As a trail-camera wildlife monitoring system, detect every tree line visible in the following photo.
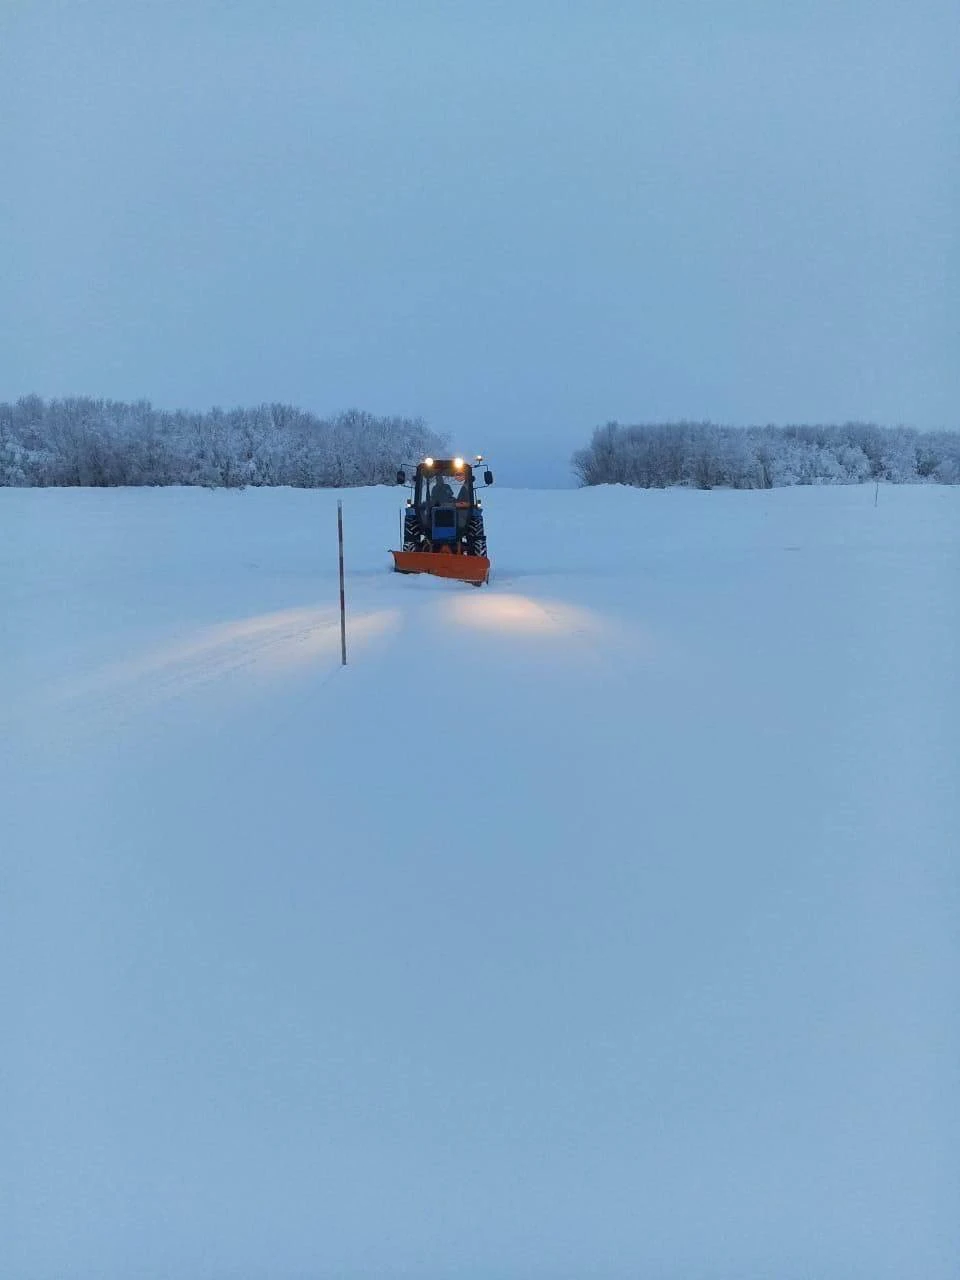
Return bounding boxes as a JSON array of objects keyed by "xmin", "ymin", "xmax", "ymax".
[
  {"xmin": 572, "ymin": 421, "xmax": 960, "ymax": 489},
  {"xmin": 3, "ymin": 398, "xmax": 957, "ymax": 490},
  {"xmin": 0, "ymin": 396, "xmax": 446, "ymax": 488}
]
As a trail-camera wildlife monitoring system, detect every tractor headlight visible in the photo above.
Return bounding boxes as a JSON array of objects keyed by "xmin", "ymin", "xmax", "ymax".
[
  {"xmin": 424, "ymin": 456, "xmax": 434, "ymax": 467},
  {"xmin": 454, "ymin": 456, "xmax": 464, "ymax": 469}
]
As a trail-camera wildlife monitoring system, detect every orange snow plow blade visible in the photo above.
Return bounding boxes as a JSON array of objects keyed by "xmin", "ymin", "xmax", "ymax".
[{"xmin": 391, "ymin": 550, "xmax": 490, "ymax": 585}]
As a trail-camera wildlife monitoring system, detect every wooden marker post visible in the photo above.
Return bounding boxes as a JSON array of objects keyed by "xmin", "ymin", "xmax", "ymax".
[{"xmin": 338, "ymin": 500, "xmax": 347, "ymax": 665}]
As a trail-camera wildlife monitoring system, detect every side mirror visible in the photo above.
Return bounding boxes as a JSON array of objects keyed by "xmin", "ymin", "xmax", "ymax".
[
  {"xmin": 396, "ymin": 469, "xmax": 406, "ymax": 485},
  {"xmin": 484, "ymin": 469, "xmax": 494, "ymax": 486}
]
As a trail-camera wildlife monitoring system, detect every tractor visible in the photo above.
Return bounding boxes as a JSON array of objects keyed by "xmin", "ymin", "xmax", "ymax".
[{"xmin": 391, "ymin": 455, "xmax": 494, "ymax": 585}]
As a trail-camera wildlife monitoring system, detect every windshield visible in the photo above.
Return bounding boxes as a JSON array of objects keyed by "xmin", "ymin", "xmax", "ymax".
[{"xmin": 426, "ymin": 472, "xmax": 471, "ymax": 503}]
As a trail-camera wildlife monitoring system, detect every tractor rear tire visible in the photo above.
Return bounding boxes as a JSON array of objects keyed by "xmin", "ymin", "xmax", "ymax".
[
  {"xmin": 403, "ymin": 508, "xmax": 426, "ymax": 552},
  {"xmin": 465, "ymin": 512, "xmax": 487, "ymax": 558}
]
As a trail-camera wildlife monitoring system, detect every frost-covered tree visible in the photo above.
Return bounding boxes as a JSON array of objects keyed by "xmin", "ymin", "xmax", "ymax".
[
  {"xmin": 571, "ymin": 421, "xmax": 959, "ymax": 490},
  {"xmin": 0, "ymin": 396, "xmax": 447, "ymax": 488}
]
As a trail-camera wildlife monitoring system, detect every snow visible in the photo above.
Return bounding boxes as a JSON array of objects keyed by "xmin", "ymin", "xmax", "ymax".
[{"xmin": 3, "ymin": 483, "xmax": 958, "ymax": 1279}]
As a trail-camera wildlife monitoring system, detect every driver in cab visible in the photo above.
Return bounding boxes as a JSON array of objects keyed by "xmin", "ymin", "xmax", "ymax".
[{"xmin": 431, "ymin": 475, "xmax": 455, "ymax": 504}]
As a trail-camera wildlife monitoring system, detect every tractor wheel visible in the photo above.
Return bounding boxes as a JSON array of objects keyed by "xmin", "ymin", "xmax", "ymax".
[
  {"xmin": 465, "ymin": 512, "xmax": 487, "ymax": 557},
  {"xmin": 403, "ymin": 509, "xmax": 425, "ymax": 552}
]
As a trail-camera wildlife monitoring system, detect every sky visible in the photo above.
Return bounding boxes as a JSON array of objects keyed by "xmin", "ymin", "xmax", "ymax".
[{"xmin": 1, "ymin": 0, "xmax": 957, "ymax": 481}]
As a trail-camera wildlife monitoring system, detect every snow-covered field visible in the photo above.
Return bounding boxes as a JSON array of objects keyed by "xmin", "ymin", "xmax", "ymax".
[{"xmin": 3, "ymin": 483, "xmax": 958, "ymax": 1279}]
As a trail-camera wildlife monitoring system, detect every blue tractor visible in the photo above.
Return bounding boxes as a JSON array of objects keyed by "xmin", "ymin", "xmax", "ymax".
[{"xmin": 392, "ymin": 455, "xmax": 494, "ymax": 585}]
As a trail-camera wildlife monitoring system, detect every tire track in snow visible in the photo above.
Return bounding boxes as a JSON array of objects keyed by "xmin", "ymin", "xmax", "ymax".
[{"xmin": 23, "ymin": 605, "xmax": 398, "ymax": 740}]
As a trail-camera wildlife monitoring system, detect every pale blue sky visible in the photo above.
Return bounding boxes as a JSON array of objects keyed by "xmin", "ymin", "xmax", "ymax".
[{"xmin": 1, "ymin": 0, "xmax": 957, "ymax": 479}]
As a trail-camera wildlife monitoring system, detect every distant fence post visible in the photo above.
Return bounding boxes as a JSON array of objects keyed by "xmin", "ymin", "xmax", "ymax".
[{"xmin": 337, "ymin": 501, "xmax": 347, "ymax": 666}]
